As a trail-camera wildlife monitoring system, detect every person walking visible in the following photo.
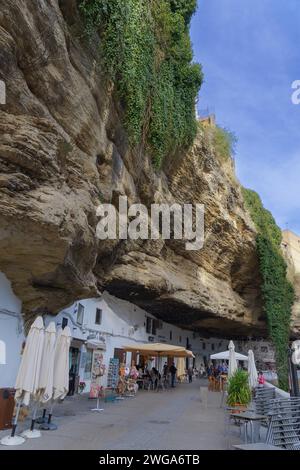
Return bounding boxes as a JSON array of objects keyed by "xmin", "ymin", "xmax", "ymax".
[
  {"xmin": 199, "ymin": 364, "xmax": 205, "ymax": 377},
  {"xmin": 258, "ymin": 370, "xmax": 266, "ymax": 387},
  {"xmin": 163, "ymin": 362, "xmax": 169, "ymax": 378},
  {"xmin": 163, "ymin": 362, "xmax": 169, "ymax": 387},
  {"xmin": 151, "ymin": 367, "xmax": 160, "ymax": 390},
  {"xmin": 188, "ymin": 366, "xmax": 193, "ymax": 383},
  {"xmin": 169, "ymin": 362, "xmax": 177, "ymax": 388}
]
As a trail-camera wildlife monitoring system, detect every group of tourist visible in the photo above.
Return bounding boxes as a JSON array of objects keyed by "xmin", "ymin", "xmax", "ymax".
[
  {"xmin": 128, "ymin": 360, "xmax": 267, "ymax": 395},
  {"xmin": 131, "ymin": 362, "xmax": 217, "ymax": 390},
  {"xmin": 135, "ymin": 362, "xmax": 178, "ymax": 389},
  {"xmin": 207, "ymin": 362, "xmax": 228, "ymax": 379}
]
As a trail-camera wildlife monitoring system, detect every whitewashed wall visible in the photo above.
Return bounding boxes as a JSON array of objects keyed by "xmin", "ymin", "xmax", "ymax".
[
  {"xmin": 0, "ymin": 272, "xmax": 24, "ymax": 388},
  {"xmin": 45, "ymin": 292, "xmax": 228, "ymax": 391},
  {"xmin": 0, "ymin": 269, "xmax": 274, "ymax": 392}
]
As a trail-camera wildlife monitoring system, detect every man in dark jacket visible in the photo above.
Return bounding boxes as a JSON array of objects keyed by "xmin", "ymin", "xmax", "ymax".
[{"xmin": 169, "ymin": 362, "xmax": 177, "ymax": 388}]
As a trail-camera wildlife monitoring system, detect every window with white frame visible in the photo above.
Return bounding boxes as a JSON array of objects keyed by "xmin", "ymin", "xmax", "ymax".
[
  {"xmin": 77, "ymin": 303, "xmax": 84, "ymax": 325},
  {"xmin": 95, "ymin": 308, "xmax": 102, "ymax": 325},
  {"xmin": 146, "ymin": 316, "xmax": 158, "ymax": 335},
  {"xmin": 146, "ymin": 316, "xmax": 152, "ymax": 334}
]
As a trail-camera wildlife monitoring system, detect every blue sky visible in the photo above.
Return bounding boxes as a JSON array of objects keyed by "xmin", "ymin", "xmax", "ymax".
[{"xmin": 191, "ymin": 0, "xmax": 300, "ymax": 235}]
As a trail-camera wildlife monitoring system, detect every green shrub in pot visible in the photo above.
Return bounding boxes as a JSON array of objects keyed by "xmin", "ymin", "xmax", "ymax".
[{"xmin": 227, "ymin": 369, "xmax": 251, "ymax": 407}]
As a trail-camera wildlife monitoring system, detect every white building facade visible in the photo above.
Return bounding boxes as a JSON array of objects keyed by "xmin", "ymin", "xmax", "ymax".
[
  {"xmin": 0, "ymin": 272, "xmax": 25, "ymax": 388},
  {"xmin": 44, "ymin": 292, "xmax": 228, "ymax": 393},
  {"xmin": 0, "ymin": 269, "xmax": 275, "ymax": 394}
]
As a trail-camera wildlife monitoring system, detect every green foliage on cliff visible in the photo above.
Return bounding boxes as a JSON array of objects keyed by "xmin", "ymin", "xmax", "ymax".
[
  {"xmin": 198, "ymin": 123, "xmax": 237, "ymax": 163},
  {"xmin": 242, "ymin": 188, "xmax": 295, "ymax": 391},
  {"xmin": 78, "ymin": 0, "xmax": 203, "ymax": 167},
  {"xmin": 212, "ymin": 126, "xmax": 237, "ymax": 161}
]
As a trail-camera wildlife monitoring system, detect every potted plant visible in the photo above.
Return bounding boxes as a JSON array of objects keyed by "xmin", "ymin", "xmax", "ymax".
[
  {"xmin": 227, "ymin": 369, "xmax": 251, "ymax": 412},
  {"xmin": 78, "ymin": 381, "xmax": 86, "ymax": 394}
]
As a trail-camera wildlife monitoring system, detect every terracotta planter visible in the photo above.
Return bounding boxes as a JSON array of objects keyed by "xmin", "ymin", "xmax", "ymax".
[{"xmin": 229, "ymin": 403, "xmax": 247, "ymax": 414}]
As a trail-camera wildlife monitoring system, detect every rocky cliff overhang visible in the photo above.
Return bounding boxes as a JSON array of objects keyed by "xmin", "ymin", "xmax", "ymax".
[{"xmin": 0, "ymin": 0, "xmax": 267, "ymax": 337}]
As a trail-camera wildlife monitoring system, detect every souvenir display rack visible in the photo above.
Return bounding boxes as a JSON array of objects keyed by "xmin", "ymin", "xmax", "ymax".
[{"xmin": 107, "ymin": 358, "xmax": 119, "ymax": 389}]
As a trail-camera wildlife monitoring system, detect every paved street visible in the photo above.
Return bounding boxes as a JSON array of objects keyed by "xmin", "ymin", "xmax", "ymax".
[{"xmin": 0, "ymin": 380, "xmax": 242, "ymax": 450}]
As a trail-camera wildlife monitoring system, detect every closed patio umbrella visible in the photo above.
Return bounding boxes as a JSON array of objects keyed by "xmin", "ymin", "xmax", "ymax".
[
  {"xmin": 53, "ymin": 326, "xmax": 71, "ymax": 400},
  {"xmin": 228, "ymin": 340, "xmax": 237, "ymax": 378},
  {"xmin": 35, "ymin": 322, "xmax": 57, "ymax": 429},
  {"xmin": 38, "ymin": 326, "xmax": 71, "ymax": 431},
  {"xmin": 40, "ymin": 326, "xmax": 71, "ymax": 431},
  {"xmin": 39, "ymin": 322, "xmax": 57, "ymax": 404},
  {"xmin": 1, "ymin": 316, "xmax": 45, "ymax": 446},
  {"xmin": 176, "ymin": 357, "xmax": 186, "ymax": 382},
  {"xmin": 248, "ymin": 349, "xmax": 258, "ymax": 389},
  {"xmin": 22, "ymin": 321, "xmax": 57, "ymax": 439},
  {"xmin": 15, "ymin": 316, "xmax": 45, "ymax": 405}
]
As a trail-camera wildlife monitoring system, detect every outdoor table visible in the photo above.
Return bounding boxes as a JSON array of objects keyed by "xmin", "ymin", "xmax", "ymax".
[
  {"xmin": 229, "ymin": 411, "xmax": 269, "ymax": 444},
  {"xmin": 233, "ymin": 443, "xmax": 284, "ymax": 451}
]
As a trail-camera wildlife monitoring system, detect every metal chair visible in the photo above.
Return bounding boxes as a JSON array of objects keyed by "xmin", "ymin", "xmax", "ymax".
[
  {"xmin": 266, "ymin": 398, "xmax": 300, "ymax": 450},
  {"xmin": 220, "ymin": 381, "xmax": 228, "ymax": 408},
  {"xmin": 234, "ymin": 397, "xmax": 300, "ymax": 450},
  {"xmin": 254, "ymin": 387, "xmax": 276, "ymax": 416}
]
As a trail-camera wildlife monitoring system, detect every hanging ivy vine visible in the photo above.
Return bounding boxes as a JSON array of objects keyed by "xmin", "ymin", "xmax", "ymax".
[
  {"xmin": 242, "ymin": 188, "xmax": 294, "ymax": 391},
  {"xmin": 78, "ymin": 0, "xmax": 203, "ymax": 168}
]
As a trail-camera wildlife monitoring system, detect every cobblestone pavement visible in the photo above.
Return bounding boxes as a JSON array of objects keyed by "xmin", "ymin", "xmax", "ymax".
[{"xmin": 0, "ymin": 380, "xmax": 242, "ymax": 450}]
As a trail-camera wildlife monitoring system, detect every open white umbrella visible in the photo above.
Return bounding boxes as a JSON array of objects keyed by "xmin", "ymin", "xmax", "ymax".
[
  {"xmin": 1, "ymin": 316, "xmax": 45, "ymax": 446},
  {"xmin": 248, "ymin": 349, "xmax": 258, "ymax": 389},
  {"xmin": 210, "ymin": 350, "xmax": 248, "ymax": 361},
  {"xmin": 228, "ymin": 340, "xmax": 237, "ymax": 378}
]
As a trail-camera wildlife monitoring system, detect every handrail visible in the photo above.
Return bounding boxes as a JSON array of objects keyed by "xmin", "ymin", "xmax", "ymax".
[{"xmin": 265, "ymin": 381, "xmax": 290, "ymax": 399}]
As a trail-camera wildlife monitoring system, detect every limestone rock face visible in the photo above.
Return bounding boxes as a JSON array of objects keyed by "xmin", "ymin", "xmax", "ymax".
[
  {"xmin": 291, "ymin": 275, "xmax": 300, "ymax": 336},
  {"xmin": 282, "ymin": 232, "xmax": 300, "ymax": 337},
  {"xmin": 0, "ymin": 0, "xmax": 266, "ymax": 335}
]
